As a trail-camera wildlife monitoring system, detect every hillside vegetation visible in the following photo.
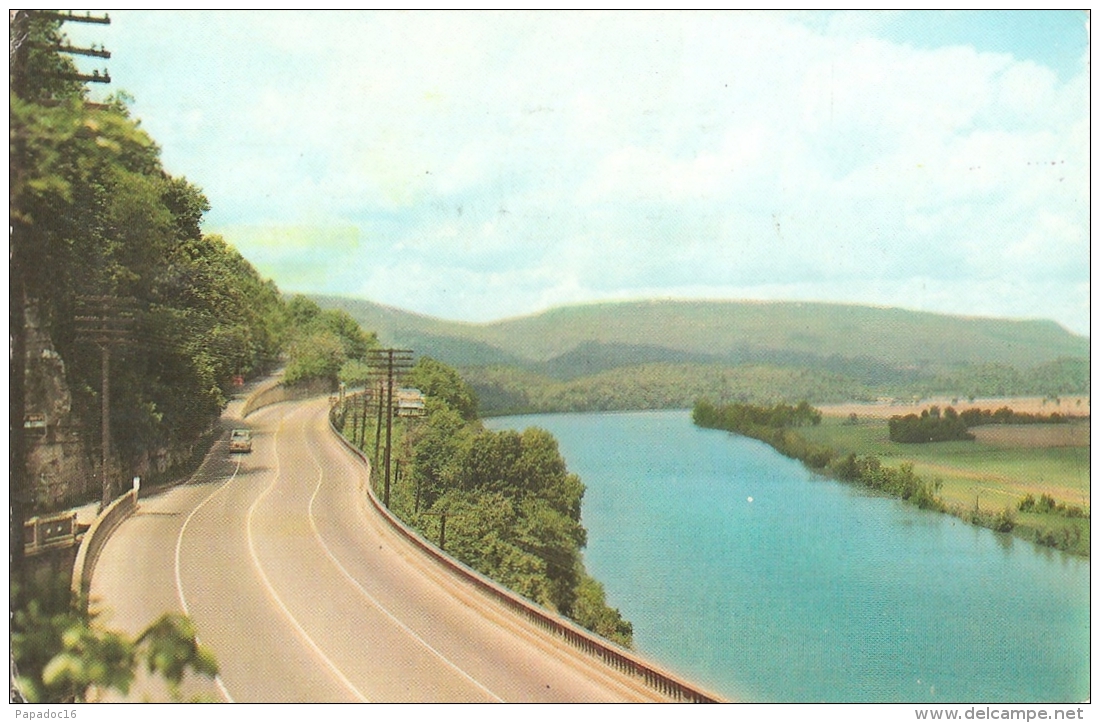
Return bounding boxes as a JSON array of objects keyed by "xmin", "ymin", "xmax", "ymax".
[
  {"xmin": 315, "ymin": 296, "xmax": 1089, "ymax": 415},
  {"xmin": 335, "ymin": 357, "xmax": 634, "ymax": 645}
]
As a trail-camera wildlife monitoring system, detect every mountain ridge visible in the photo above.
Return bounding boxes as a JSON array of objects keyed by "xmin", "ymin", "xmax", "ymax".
[{"xmin": 313, "ymin": 294, "xmax": 1088, "ymax": 370}]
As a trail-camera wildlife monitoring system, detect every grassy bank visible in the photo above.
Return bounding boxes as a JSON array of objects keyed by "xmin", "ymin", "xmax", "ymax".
[{"xmin": 797, "ymin": 415, "xmax": 1090, "ymax": 556}]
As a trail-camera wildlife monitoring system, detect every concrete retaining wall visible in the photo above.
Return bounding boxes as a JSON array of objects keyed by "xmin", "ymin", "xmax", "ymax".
[
  {"xmin": 241, "ymin": 377, "xmax": 333, "ymax": 418},
  {"xmin": 71, "ymin": 490, "xmax": 137, "ymax": 602}
]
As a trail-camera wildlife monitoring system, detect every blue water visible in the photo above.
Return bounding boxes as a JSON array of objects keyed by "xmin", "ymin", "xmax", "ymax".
[{"xmin": 485, "ymin": 410, "xmax": 1090, "ymax": 703}]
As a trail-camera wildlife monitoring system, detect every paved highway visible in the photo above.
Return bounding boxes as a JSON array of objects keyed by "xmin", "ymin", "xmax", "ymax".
[{"xmin": 90, "ymin": 395, "xmax": 666, "ymax": 702}]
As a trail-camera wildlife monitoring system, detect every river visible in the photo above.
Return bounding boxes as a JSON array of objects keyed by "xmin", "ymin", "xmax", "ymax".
[{"xmin": 485, "ymin": 410, "xmax": 1090, "ymax": 703}]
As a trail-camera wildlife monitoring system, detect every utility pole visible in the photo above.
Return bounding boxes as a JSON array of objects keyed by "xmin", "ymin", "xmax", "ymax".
[
  {"xmin": 360, "ymin": 390, "xmax": 370, "ymax": 448},
  {"xmin": 9, "ymin": 9, "xmax": 110, "ymax": 580},
  {"xmin": 350, "ymin": 393, "xmax": 361, "ymax": 447},
  {"xmin": 18, "ymin": 10, "xmax": 113, "ymax": 92},
  {"xmin": 75, "ymin": 296, "xmax": 134, "ymax": 510},
  {"xmin": 420, "ymin": 510, "xmax": 464, "ymax": 552},
  {"xmin": 384, "ymin": 359, "xmax": 394, "ymax": 507},
  {"xmin": 364, "ymin": 349, "xmax": 413, "ymax": 508},
  {"xmin": 373, "ymin": 380, "xmax": 384, "ymax": 467}
]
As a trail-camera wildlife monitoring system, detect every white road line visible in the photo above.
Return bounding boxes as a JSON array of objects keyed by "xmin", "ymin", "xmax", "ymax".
[
  {"xmin": 302, "ymin": 415, "xmax": 505, "ymax": 702},
  {"xmin": 174, "ymin": 452, "xmax": 240, "ymax": 703},
  {"xmin": 245, "ymin": 409, "xmax": 370, "ymax": 703}
]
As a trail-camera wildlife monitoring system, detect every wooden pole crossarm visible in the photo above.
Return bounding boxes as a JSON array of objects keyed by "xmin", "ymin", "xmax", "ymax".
[
  {"xmin": 56, "ymin": 44, "xmax": 111, "ymax": 59},
  {"xmin": 32, "ymin": 10, "xmax": 111, "ymax": 24}
]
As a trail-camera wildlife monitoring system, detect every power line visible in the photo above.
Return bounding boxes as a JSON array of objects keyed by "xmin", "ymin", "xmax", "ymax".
[
  {"xmin": 74, "ymin": 296, "xmax": 134, "ymax": 510},
  {"xmin": 363, "ymin": 349, "xmax": 414, "ymax": 508}
]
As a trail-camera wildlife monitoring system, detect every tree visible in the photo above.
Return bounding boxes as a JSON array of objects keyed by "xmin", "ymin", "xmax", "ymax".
[
  {"xmin": 390, "ymin": 357, "xmax": 630, "ymax": 640},
  {"xmin": 281, "ymin": 296, "xmax": 377, "ymax": 387},
  {"xmin": 406, "ymin": 356, "xmax": 479, "ymax": 420},
  {"xmin": 514, "ymin": 499, "xmax": 583, "ymax": 613},
  {"xmin": 408, "ymin": 399, "xmax": 471, "ymax": 510},
  {"xmin": 11, "ymin": 575, "xmax": 217, "ymax": 703},
  {"xmin": 516, "ymin": 427, "xmax": 584, "ymax": 523},
  {"xmin": 283, "ymin": 329, "xmax": 346, "ymax": 387},
  {"xmin": 571, "ymin": 575, "xmax": 633, "ymax": 647}
]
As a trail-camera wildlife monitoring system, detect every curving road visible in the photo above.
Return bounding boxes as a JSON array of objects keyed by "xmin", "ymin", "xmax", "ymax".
[{"xmin": 90, "ymin": 395, "xmax": 666, "ymax": 702}]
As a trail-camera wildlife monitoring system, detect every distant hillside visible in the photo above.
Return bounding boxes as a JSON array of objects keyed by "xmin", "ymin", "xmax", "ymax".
[{"xmin": 313, "ymin": 295, "xmax": 1090, "ymax": 414}]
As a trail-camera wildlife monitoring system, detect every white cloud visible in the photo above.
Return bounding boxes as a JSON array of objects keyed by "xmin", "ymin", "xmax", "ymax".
[{"xmin": 88, "ymin": 11, "xmax": 1089, "ymax": 335}]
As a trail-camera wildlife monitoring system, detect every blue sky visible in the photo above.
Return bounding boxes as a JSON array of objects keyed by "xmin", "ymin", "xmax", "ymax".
[{"xmin": 66, "ymin": 10, "xmax": 1090, "ymax": 334}]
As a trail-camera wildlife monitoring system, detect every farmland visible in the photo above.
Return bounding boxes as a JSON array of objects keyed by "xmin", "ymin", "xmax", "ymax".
[{"xmin": 798, "ymin": 404, "xmax": 1090, "ymax": 555}]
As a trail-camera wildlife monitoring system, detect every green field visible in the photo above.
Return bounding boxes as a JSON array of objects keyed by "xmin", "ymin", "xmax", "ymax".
[{"xmin": 798, "ymin": 417, "xmax": 1090, "ymax": 555}]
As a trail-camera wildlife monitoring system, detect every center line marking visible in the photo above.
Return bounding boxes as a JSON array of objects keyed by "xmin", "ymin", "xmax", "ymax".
[
  {"xmin": 244, "ymin": 408, "xmax": 370, "ymax": 702},
  {"xmin": 303, "ymin": 409, "xmax": 504, "ymax": 702},
  {"xmin": 175, "ymin": 449, "xmax": 240, "ymax": 703}
]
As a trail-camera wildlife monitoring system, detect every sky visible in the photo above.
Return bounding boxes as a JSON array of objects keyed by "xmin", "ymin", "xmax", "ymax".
[{"xmin": 65, "ymin": 10, "xmax": 1091, "ymax": 335}]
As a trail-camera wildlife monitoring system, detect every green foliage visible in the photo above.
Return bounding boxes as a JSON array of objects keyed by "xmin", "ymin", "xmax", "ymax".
[
  {"xmin": 693, "ymin": 399, "xmax": 822, "ymax": 431},
  {"xmin": 965, "ymin": 506, "xmax": 1016, "ymax": 534},
  {"xmin": 827, "ymin": 456, "xmax": 947, "ymax": 512},
  {"xmin": 889, "ymin": 405, "xmax": 1074, "ymax": 445},
  {"xmin": 284, "ymin": 329, "xmax": 346, "ymax": 387},
  {"xmin": 12, "ymin": 14, "xmax": 87, "ymax": 104},
  {"xmin": 338, "ymin": 359, "xmax": 374, "ymax": 387},
  {"xmin": 1018, "ymin": 493, "xmax": 1088, "ymax": 519},
  {"xmin": 417, "ymin": 424, "xmax": 586, "ymax": 614},
  {"xmin": 958, "ymin": 406, "xmax": 1071, "ymax": 426},
  {"xmin": 12, "ymin": 55, "xmax": 288, "ymax": 506},
  {"xmin": 693, "ymin": 400, "xmax": 836, "ymax": 470},
  {"xmin": 407, "ymin": 399, "xmax": 472, "ymax": 511},
  {"xmin": 341, "ymin": 357, "xmax": 632, "ymax": 644},
  {"xmin": 406, "ymin": 356, "xmax": 479, "ymax": 420},
  {"xmin": 571, "ymin": 574, "xmax": 634, "ymax": 648},
  {"xmin": 930, "ymin": 359, "xmax": 1090, "ymax": 399},
  {"xmin": 467, "ymin": 362, "xmax": 871, "ymax": 416},
  {"xmin": 889, "ymin": 408, "xmax": 975, "ymax": 443},
  {"xmin": 282, "ymin": 295, "xmax": 377, "ymax": 387},
  {"xmin": 11, "ymin": 575, "xmax": 217, "ymax": 702},
  {"xmin": 134, "ymin": 615, "xmax": 219, "ymax": 697}
]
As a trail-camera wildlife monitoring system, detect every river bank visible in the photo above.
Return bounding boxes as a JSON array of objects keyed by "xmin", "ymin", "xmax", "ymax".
[{"xmin": 695, "ymin": 400, "xmax": 1090, "ymax": 557}]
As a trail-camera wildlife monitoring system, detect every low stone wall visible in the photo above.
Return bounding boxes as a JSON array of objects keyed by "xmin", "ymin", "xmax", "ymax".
[{"xmin": 71, "ymin": 490, "xmax": 138, "ymax": 602}]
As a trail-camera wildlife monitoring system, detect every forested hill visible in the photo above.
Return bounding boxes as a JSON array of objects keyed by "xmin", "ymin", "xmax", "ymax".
[
  {"xmin": 314, "ymin": 296, "xmax": 1089, "ymax": 414},
  {"xmin": 315, "ymin": 296, "xmax": 1086, "ymax": 369}
]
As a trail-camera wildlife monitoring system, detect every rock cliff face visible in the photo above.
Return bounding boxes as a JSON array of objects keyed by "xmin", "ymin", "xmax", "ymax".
[{"xmin": 24, "ymin": 302, "xmax": 95, "ymax": 509}]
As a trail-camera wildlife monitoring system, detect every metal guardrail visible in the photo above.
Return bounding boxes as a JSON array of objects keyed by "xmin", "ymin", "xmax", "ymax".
[{"xmin": 328, "ymin": 402, "xmax": 724, "ymax": 703}]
